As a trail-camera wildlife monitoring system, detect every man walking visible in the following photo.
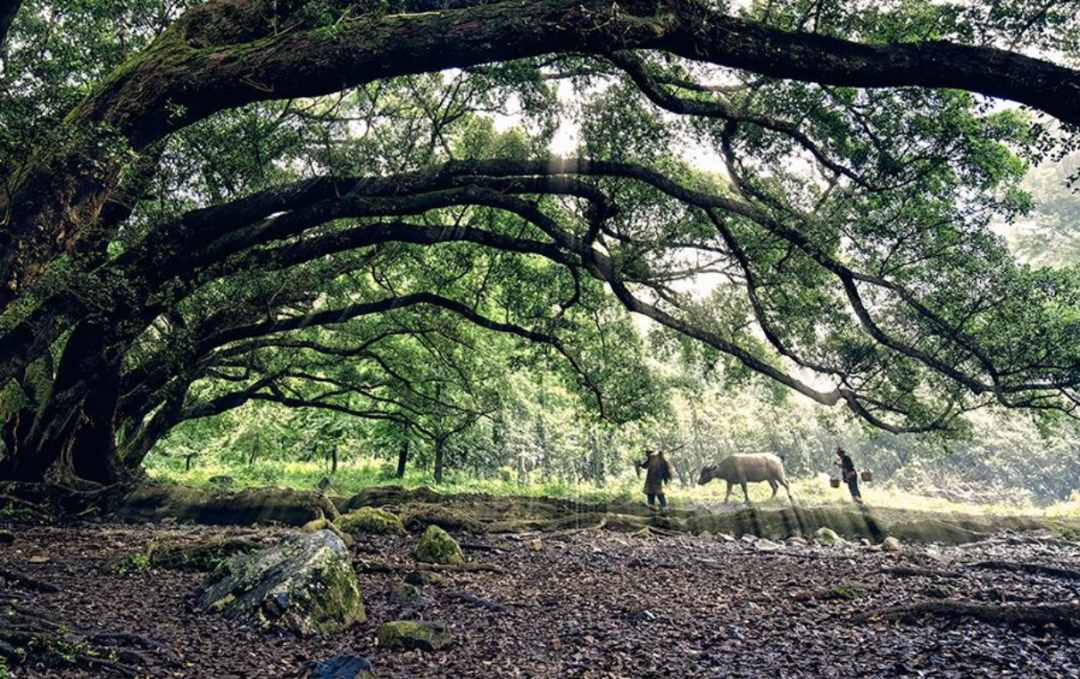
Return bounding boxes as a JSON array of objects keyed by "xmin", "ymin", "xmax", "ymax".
[
  {"xmin": 639, "ymin": 449, "xmax": 673, "ymax": 510},
  {"xmin": 836, "ymin": 447, "xmax": 863, "ymax": 503}
]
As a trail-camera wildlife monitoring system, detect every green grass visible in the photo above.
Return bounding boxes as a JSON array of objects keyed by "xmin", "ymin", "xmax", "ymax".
[{"xmin": 144, "ymin": 453, "xmax": 1079, "ymax": 518}]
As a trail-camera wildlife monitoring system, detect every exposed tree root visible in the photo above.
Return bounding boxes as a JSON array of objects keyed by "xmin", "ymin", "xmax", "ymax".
[
  {"xmin": 0, "ymin": 493, "xmax": 46, "ymax": 514},
  {"xmin": 874, "ymin": 566, "xmax": 962, "ymax": 579},
  {"xmin": 970, "ymin": 561, "xmax": 1080, "ymax": 581},
  {"xmin": 550, "ymin": 517, "xmax": 608, "ymax": 537},
  {"xmin": 0, "ymin": 602, "xmax": 170, "ymax": 676},
  {"xmin": 0, "ymin": 565, "xmax": 59, "ymax": 592},
  {"xmin": 791, "ymin": 583, "xmax": 875, "ymax": 602},
  {"xmin": 87, "ymin": 631, "xmax": 170, "ymax": 651},
  {"xmin": 631, "ymin": 525, "xmax": 682, "ymax": 539},
  {"xmin": 856, "ymin": 601, "xmax": 1080, "ymax": 632},
  {"xmin": 458, "ymin": 542, "xmax": 506, "ymax": 553},
  {"xmin": 441, "ymin": 591, "xmax": 507, "ymax": 612},
  {"xmin": 357, "ymin": 558, "xmax": 505, "ymax": 574}
]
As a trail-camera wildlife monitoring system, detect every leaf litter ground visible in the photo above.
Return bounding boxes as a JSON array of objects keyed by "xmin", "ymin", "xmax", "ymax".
[{"xmin": 2, "ymin": 521, "xmax": 1079, "ymax": 677}]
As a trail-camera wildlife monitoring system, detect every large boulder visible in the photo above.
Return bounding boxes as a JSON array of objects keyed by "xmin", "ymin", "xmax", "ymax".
[
  {"xmin": 413, "ymin": 525, "xmax": 464, "ymax": 565},
  {"xmin": 377, "ymin": 620, "xmax": 452, "ymax": 651},
  {"xmin": 337, "ymin": 507, "xmax": 407, "ymax": 536},
  {"xmin": 198, "ymin": 530, "xmax": 364, "ymax": 636}
]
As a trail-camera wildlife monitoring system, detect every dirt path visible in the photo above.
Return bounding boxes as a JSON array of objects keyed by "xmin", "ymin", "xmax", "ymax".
[{"xmin": 2, "ymin": 521, "xmax": 1080, "ymax": 678}]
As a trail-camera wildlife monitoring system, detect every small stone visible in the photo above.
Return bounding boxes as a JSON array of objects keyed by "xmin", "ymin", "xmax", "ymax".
[
  {"xmin": 631, "ymin": 609, "xmax": 656, "ymax": 623},
  {"xmin": 304, "ymin": 655, "xmax": 375, "ymax": 679},
  {"xmin": 755, "ymin": 539, "xmax": 781, "ymax": 551},
  {"xmin": 716, "ymin": 533, "xmax": 736, "ymax": 542},
  {"xmin": 787, "ymin": 536, "xmax": 808, "ymax": 546},
  {"xmin": 377, "ymin": 620, "xmax": 452, "ymax": 651},
  {"xmin": 404, "ymin": 570, "xmax": 442, "ymax": 587},
  {"xmin": 811, "ymin": 527, "xmax": 844, "ymax": 546},
  {"xmin": 413, "ymin": 525, "xmax": 464, "ymax": 565},
  {"xmin": 527, "ymin": 538, "xmax": 544, "ymax": 551},
  {"xmin": 390, "ymin": 582, "xmax": 433, "ymax": 607},
  {"xmin": 740, "ymin": 534, "xmax": 758, "ymax": 543},
  {"xmin": 28, "ymin": 555, "xmax": 50, "ymax": 564},
  {"xmin": 881, "ymin": 536, "xmax": 902, "ymax": 552}
]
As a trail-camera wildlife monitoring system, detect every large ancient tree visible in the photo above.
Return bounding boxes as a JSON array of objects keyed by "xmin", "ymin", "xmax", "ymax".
[{"xmin": 1, "ymin": 0, "xmax": 1079, "ymax": 490}]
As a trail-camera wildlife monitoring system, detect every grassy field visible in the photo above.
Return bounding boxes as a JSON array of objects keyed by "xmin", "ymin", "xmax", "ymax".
[{"xmin": 143, "ymin": 452, "xmax": 1080, "ymax": 519}]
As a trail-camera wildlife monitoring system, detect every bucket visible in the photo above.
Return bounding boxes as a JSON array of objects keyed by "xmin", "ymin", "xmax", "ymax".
[
  {"xmin": 861, "ymin": 470, "xmax": 874, "ymax": 482},
  {"xmin": 829, "ymin": 477, "xmax": 841, "ymax": 489}
]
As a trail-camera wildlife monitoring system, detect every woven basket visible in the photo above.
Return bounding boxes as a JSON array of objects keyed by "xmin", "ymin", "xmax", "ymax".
[
  {"xmin": 829, "ymin": 477, "xmax": 841, "ymax": 489},
  {"xmin": 861, "ymin": 470, "xmax": 874, "ymax": 482}
]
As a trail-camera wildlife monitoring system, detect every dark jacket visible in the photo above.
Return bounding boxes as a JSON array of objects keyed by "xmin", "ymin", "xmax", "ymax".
[
  {"xmin": 838, "ymin": 455, "xmax": 856, "ymax": 480},
  {"xmin": 640, "ymin": 455, "xmax": 672, "ymax": 495}
]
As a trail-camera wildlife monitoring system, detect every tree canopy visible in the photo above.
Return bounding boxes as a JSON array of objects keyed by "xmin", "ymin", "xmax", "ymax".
[{"xmin": 1, "ymin": 0, "xmax": 1079, "ymax": 488}]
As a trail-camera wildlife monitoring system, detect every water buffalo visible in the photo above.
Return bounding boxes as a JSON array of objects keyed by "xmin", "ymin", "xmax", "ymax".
[{"xmin": 698, "ymin": 453, "xmax": 792, "ymax": 504}]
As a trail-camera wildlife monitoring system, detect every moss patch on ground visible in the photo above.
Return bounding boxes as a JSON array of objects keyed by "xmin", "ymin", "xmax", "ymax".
[
  {"xmin": 336, "ymin": 507, "xmax": 406, "ymax": 536},
  {"xmin": 376, "ymin": 620, "xmax": 451, "ymax": 651},
  {"xmin": 413, "ymin": 525, "xmax": 464, "ymax": 564}
]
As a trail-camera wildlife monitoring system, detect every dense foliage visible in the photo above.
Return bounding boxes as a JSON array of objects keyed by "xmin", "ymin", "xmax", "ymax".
[{"xmin": 0, "ymin": 0, "xmax": 1079, "ymax": 490}]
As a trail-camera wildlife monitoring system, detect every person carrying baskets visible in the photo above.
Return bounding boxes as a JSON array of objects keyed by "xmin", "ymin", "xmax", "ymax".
[{"xmin": 835, "ymin": 447, "xmax": 863, "ymax": 503}]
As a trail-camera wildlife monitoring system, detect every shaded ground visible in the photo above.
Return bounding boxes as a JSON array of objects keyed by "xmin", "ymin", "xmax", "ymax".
[{"xmin": 3, "ymin": 515, "xmax": 1080, "ymax": 677}]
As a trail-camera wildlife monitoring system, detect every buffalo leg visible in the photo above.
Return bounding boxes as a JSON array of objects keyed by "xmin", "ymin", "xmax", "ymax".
[
  {"xmin": 780, "ymin": 478, "xmax": 793, "ymax": 501},
  {"xmin": 724, "ymin": 481, "xmax": 732, "ymax": 504},
  {"xmin": 768, "ymin": 480, "xmax": 778, "ymax": 498},
  {"xmin": 741, "ymin": 481, "xmax": 751, "ymax": 503}
]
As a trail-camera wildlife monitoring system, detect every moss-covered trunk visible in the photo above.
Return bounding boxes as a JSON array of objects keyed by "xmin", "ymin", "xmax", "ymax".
[{"xmin": 1, "ymin": 320, "xmax": 128, "ymax": 486}]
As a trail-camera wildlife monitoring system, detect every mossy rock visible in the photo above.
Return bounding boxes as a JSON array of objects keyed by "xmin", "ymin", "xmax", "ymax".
[
  {"xmin": 812, "ymin": 527, "xmax": 844, "ymax": 546},
  {"xmin": 148, "ymin": 537, "xmax": 265, "ymax": 572},
  {"xmin": 404, "ymin": 570, "xmax": 442, "ymax": 587},
  {"xmin": 198, "ymin": 530, "xmax": 364, "ymax": 636},
  {"xmin": 337, "ymin": 507, "xmax": 406, "ymax": 536},
  {"xmin": 389, "ymin": 582, "xmax": 433, "ymax": 607},
  {"xmin": 828, "ymin": 585, "xmax": 870, "ymax": 600},
  {"xmin": 301, "ymin": 518, "xmax": 354, "ymax": 546},
  {"xmin": 377, "ymin": 620, "xmax": 451, "ymax": 651},
  {"xmin": 336, "ymin": 486, "xmax": 444, "ymax": 513},
  {"xmin": 399, "ymin": 503, "xmax": 483, "ymax": 533},
  {"xmin": 413, "ymin": 525, "xmax": 464, "ymax": 565},
  {"xmin": 304, "ymin": 656, "xmax": 375, "ymax": 679},
  {"xmin": 114, "ymin": 485, "xmax": 339, "ymax": 526},
  {"xmin": 888, "ymin": 519, "xmax": 985, "ymax": 544}
]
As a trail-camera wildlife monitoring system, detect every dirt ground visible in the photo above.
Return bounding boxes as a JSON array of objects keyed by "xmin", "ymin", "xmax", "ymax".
[{"xmin": 2, "ymin": 519, "xmax": 1080, "ymax": 678}]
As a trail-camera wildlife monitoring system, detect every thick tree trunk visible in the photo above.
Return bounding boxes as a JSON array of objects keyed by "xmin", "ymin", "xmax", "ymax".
[
  {"xmin": 0, "ymin": 321, "xmax": 127, "ymax": 486},
  {"xmin": 0, "ymin": 0, "xmax": 24, "ymax": 48}
]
